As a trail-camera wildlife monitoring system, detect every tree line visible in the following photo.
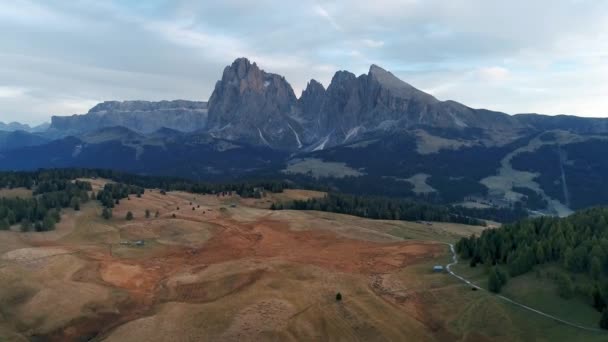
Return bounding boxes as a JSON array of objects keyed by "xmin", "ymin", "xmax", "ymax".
[
  {"xmin": 0, "ymin": 169, "xmax": 291, "ymax": 198},
  {"xmin": 0, "ymin": 169, "xmax": 292, "ymax": 225},
  {"xmin": 455, "ymin": 207, "xmax": 608, "ymax": 329},
  {"xmin": 272, "ymin": 193, "xmax": 488, "ymax": 226},
  {"xmin": 0, "ymin": 179, "xmax": 91, "ymax": 232}
]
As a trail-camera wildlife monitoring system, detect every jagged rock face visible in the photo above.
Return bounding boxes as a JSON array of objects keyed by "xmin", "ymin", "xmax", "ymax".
[
  {"xmin": 299, "ymin": 79, "xmax": 326, "ymax": 121},
  {"xmin": 207, "ymin": 58, "xmax": 303, "ymax": 149},
  {"xmin": 306, "ymin": 65, "xmax": 523, "ymax": 146},
  {"xmin": 205, "ymin": 59, "xmax": 524, "ymax": 150},
  {"xmin": 50, "ymin": 100, "xmax": 208, "ymax": 135}
]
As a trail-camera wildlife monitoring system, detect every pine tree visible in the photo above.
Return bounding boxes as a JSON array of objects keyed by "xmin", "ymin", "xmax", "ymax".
[
  {"xmin": 591, "ymin": 257, "xmax": 602, "ymax": 280},
  {"xmin": 556, "ymin": 273, "xmax": 574, "ymax": 299},
  {"xmin": 20, "ymin": 219, "xmax": 31, "ymax": 232},
  {"xmin": 145, "ymin": 209, "xmax": 150, "ymax": 218},
  {"xmin": 600, "ymin": 308, "xmax": 608, "ymax": 329},
  {"xmin": 488, "ymin": 268, "xmax": 503, "ymax": 293},
  {"xmin": 42, "ymin": 214, "xmax": 55, "ymax": 231},
  {"xmin": 593, "ymin": 285, "xmax": 606, "ymax": 312},
  {"xmin": 102, "ymin": 208, "xmax": 112, "ymax": 220},
  {"xmin": 71, "ymin": 197, "xmax": 80, "ymax": 211},
  {"xmin": 126, "ymin": 211, "xmax": 134, "ymax": 220}
]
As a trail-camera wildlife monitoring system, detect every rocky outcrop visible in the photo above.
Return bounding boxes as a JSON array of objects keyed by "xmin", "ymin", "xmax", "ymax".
[
  {"xmin": 50, "ymin": 100, "xmax": 208, "ymax": 135},
  {"xmin": 207, "ymin": 58, "xmax": 304, "ymax": 149}
]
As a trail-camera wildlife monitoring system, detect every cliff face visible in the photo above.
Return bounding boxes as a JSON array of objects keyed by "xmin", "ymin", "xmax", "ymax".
[
  {"xmin": 204, "ymin": 58, "xmax": 522, "ymax": 150},
  {"xmin": 50, "ymin": 100, "xmax": 208, "ymax": 135},
  {"xmin": 206, "ymin": 58, "xmax": 304, "ymax": 149}
]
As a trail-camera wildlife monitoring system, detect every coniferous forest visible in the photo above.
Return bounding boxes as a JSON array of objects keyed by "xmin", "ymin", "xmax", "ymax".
[
  {"xmin": 273, "ymin": 193, "xmax": 488, "ymax": 226},
  {"xmin": 456, "ymin": 207, "xmax": 608, "ymax": 328}
]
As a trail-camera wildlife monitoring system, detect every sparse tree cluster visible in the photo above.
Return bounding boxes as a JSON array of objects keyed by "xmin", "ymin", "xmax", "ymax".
[
  {"xmin": 0, "ymin": 179, "xmax": 91, "ymax": 232},
  {"xmin": 96, "ymin": 183, "xmax": 144, "ymax": 208}
]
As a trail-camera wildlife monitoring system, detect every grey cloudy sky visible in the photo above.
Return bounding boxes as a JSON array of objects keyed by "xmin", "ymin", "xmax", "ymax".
[{"xmin": 2, "ymin": 0, "xmax": 608, "ymax": 125}]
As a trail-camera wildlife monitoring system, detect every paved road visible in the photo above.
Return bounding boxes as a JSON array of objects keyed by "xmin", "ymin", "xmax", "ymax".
[{"xmin": 445, "ymin": 243, "xmax": 605, "ymax": 333}]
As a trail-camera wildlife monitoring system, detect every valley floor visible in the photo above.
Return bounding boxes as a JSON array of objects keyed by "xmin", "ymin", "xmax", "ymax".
[{"xmin": 0, "ymin": 186, "xmax": 604, "ymax": 341}]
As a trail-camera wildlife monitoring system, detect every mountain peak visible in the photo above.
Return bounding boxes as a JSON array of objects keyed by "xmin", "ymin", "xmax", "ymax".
[
  {"xmin": 207, "ymin": 58, "xmax": 299, "ymax": 149},
  {"xmin": 367, "ymin": 64, "xmax": 437, "ymax": 102},
  {"xmin": 369, "ymin": 64, "xmax": 387, "ymax": 75},
  {"xmin": 226, "ymin": 57, "xmax": 260, "ymax": 79},
  {"xmin": 303, "ymin": 79, "xmax": 325, "ymax": 94}
]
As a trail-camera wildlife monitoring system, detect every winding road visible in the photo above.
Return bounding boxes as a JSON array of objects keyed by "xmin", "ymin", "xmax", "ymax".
[{"xmin": 445, "ymin": 243, "xmax": 605, "ymax": 333}]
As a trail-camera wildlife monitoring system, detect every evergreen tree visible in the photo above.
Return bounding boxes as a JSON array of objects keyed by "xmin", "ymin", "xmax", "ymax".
[
  {"xmin": 102, "ymin": 208, "xmax": 112, "ymax": 220},
  {"xmin": 556, "ymin": 273, "xmax": 574, "ymax": 299},
  {"xmin": 126, "ymin": 211, "xmax": 134, "ymax": 220},
  {"xmin": 145, "ymin": 209, "xmax": 150, "ymax": 218},
  {"xmin": 71, "ymin": 197, "xmax": 80, "ymax": 211},
  {"xmin": 593, "ymin": 285, "xmax": 606, "ymax": 312},
  {"xmin": 600, "ymin": 308, "xmax": 608, "ymax": 329},
  {"xmin": 20, "ymin": 219, "xmax": 31, "ymax": 232},
  {"xmin": 591, "ymin": 257, "xmax": 602, "ymax": 280},
  {"xmin": 42, "ymin": 214, "xmax": 56, "ymax": 231},
  {"xmin": 0, "ymin": 218, "xmax": 9, "ymax": 230},
  {"xmin": 488, "ymin": 268, "xmax": 503, "ymax": 293}
]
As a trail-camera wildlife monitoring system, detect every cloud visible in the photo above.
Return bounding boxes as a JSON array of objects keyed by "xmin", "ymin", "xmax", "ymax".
[
  {"xmin": 313, "ymin": 4, "xmax": 342, "ymax": 31},
  {"xmin": 362, "ymin": 39, "xmax": 385, "ymax": 48},
  {"xmin": 1, "ymin": 0, "xmax": 608, "ymax": 124},
  {"xmin": 477, "ymin": 66, "xmax": 510, "ymax": 82},
  {"xmin": 0, "ymin": 86, "xmax": 27, "ymax": 98}
]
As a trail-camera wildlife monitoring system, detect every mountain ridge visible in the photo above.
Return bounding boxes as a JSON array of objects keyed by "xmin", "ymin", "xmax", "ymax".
[{"xmin": 41, "ymin": 57, "xmax": 608, "ymax": 151}]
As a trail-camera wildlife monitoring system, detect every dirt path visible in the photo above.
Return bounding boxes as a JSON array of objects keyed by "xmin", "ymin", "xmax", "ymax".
[{"xmin": 445, "ymin": 243, "xmax": 606, "ymax": 334}]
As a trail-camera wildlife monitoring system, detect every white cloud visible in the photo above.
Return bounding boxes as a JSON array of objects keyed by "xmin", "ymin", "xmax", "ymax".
[
  {"xmin": 313, "ymin": 4, "xmax": 342, "ymax": 31},
  {"xmin": 477, "ymin": 66, "xmax": 510, "ymax": 82},
  {"xmin": 362, "ymin": 39, "xmax": 384, "ymax": 48},
  {"xmin": 0, "ymin": 86, "xmax": 27, "ymax": 98}
]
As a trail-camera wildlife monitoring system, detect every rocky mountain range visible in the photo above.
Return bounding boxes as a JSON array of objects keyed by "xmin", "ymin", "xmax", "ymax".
[
  {"xmin": 49, "ymin": 100, "xmax": 208, "ymax": 135},
  {"xmin": 0, "ymin": 121, "xmax": 49, "ymax": 132},
  {"xmin": 36, "ymin": 57, "xmax": 608, "ymax": 151},
  {"xmin": 2, "ymin": 57, "xmax": 608, "ymax": 216}
]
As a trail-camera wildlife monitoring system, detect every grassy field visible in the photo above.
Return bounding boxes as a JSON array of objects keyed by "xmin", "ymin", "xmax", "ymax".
[
  {"xmin": 0, "ymin": 185, "xmax": 606, "ymax": 341},
  {"xmin": 451, "ymin": 262, "xmax": 605, "ymax": 338},
  {"xmin": 0, "ymin": 188, "xmax": 33, "ymax": 199}
]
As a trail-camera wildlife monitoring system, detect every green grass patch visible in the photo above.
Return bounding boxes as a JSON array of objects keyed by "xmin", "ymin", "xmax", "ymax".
[{"xmin": 501, "ymin": 267, "xmax": 601, "ymax": 327}]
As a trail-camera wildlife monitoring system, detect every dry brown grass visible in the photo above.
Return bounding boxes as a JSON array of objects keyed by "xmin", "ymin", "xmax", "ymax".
[
  {"xmin": 0, "ymin": 186, "xmax": 507, "ymax": 342},
  {"xmin": 0, "ymin": 188, "xmax": 33, "ymax": 199}
]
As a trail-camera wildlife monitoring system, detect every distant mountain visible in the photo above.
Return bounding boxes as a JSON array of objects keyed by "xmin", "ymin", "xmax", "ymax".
[
  {"xmin": 49, "ymin": 100, "xmax": 208, "ymax": 135},
  {"xmin": 0, "ymin": 130, "xmax": 50, "ymax": 151},
  {"xmin": 0, "ymin": 126, "xmax": 285, "ymax": 180},
  {"xmin": 203, "ymin": 59, "xmax": 606, "ymax": 151},
  {"xmin": 0, "ymin": 121, "xmax": 50, "ymax": 133},
  {"xmin": 4, "ymin": 57, "xmax": 608, "ymax": 216}
]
